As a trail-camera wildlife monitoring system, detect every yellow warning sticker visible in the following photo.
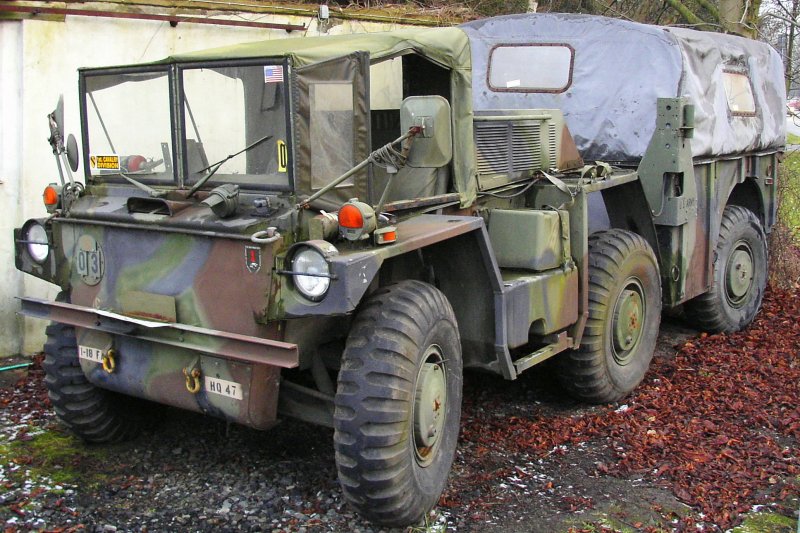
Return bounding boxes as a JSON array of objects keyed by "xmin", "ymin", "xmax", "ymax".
[
  {"xmin": 89, "ymin": 155, "xmax": 120, "ymax": 171},
  {"xmin": 277, "ymin": 140, "xmax": 288, "ymax": 173}
]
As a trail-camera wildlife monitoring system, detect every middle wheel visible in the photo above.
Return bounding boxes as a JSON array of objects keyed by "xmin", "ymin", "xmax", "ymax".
[
  {"xmin": 334, "ymin": 280, "xmax": 463, "ymax": 527},
  {"xmin": 558, "ymin": 229, "xmax": 662, "ymax": 403}
]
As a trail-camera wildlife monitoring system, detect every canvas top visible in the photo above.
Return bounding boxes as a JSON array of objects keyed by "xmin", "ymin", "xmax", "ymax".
[
  {"xmin": 99, "ymin": 13, "xmax": 786, "ymax": 163},
  {"xmin": 461, "ymin": 13, "xmax": 786, "ymax": 161}
]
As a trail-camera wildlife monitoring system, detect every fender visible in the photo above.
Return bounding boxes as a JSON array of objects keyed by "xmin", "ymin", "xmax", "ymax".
[{"xmin": 278, "ymin": 214, "xmax": 517, "ymax": 379}]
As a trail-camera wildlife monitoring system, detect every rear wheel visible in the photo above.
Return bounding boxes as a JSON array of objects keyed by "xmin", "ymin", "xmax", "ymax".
[
  {"xmin": 334, "ymin": 280, "xmax": 462, "ymax": 527},
  {"xmin": 684, "ymin": 206, "xmax": 767, "ymax": 333},
  {"xmin": 44, "ymin": 319, "xmax": 142, "ymax": 443},
  {"xmin": 558, "ymin": 230, "xmax": 661, "ymax": 403}
]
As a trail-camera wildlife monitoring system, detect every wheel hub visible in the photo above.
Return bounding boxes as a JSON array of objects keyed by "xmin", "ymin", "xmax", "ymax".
[
  {"xmin": 725, "ymin": 245, "xmax": 754, "ymax": 305},
  {"xmin": 413, "ymin": 347, "xmax": 446, "ymax": 467},
  {"xmin": 612, "ymin": 284, "xmax": 644, "ymax": 364}
]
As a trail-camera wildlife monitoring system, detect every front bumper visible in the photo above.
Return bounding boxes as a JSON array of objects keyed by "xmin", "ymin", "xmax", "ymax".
[{"xmin": 20, "ymin": 297, "xmax": 299, "ymax": 430}]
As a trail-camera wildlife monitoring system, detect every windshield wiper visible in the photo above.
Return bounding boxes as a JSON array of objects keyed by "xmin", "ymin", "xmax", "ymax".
[
  {"xmin": 120, "ymin": 172, "xmax": 165, "ymax": 198},
  {"xmin": 187, "ymin": 133, "xmax": 273, "ymax": 198}
]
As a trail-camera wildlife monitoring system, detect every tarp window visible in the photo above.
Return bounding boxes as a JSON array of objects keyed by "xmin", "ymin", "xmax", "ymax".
[
  {"xmin": 722, "ymin": 70, "xmax": 756, "ymax": 115},
  {"xmin": 310, "ymin": 82, "xmax": 356, "ymax": 189},
  {"xmin": 488, "ymin": 44, "xmax": 573, "ymax": 92}
]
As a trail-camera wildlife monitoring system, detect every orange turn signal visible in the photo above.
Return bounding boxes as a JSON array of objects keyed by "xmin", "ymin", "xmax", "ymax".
[
  {"xmin": 374, "ymin": 226, "xmax": 397, "ymax": 245},
  {"xmin": 338, "ymin": 203, "xmax": 364, "ymax": 229},
  {"xmin": 43, "ymin": 185, "xmax": 59, "ymax": 207}
]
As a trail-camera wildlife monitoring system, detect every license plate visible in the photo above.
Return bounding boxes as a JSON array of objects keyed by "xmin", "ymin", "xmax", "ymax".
[
  {"xmin": 204, "ymin": 376, "xmax": 243, "ymax": 400},
  {"xmin": 78, "ymin": 345, "xmax": 104, "ymax": 364}
]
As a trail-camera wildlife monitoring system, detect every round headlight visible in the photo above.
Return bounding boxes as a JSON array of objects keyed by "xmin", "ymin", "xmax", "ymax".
[
  {"xmin": 292, "ymin": 247, "xmax": 331, "ymax": 301},
  {"xmin": 25, "ymin": 222, "xmax": 49, "ymax": 264}
]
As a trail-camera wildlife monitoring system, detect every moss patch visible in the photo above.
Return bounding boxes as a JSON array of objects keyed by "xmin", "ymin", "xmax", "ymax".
[
  {"xmin": 731, "ymin": 511, "xmax": 797, "ymax": 533},
  {"xmin": 0, "ymin": 426, "xmax": 114, "ymax": 490}
]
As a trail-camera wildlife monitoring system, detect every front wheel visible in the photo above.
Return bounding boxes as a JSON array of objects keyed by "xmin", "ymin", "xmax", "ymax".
[
  {"xmin": 44, "ymin": 319, "xmax": 143, "ymax": 443},
  {"xmin": 334, "ymin": 281, "xmax": 463, "ymax": 527},
  {"xmin": 558, "ymin": 230, "xmax": 662, "ymax": 403},
  {"xmin": 684, "ymin": 206, "xmax": 767, "ymax": 333}
]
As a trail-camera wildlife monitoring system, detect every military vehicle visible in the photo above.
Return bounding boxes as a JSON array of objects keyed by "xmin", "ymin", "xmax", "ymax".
[{"xmin": 14, "ymin": 13, "xmax": 785, "ymax": 526}]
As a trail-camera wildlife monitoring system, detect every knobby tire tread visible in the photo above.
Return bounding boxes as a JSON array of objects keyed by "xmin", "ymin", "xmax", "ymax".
[
  {"xmin": 43, "ymin": 322, "xmax": 139, "ymax": 443},
  {"xmin": 558, "ymin": 230, "xmax": 661, "ymax": 403},
  {"xmin": 334, "ymin": 280, "xmax": 461, "ymax": 526}
]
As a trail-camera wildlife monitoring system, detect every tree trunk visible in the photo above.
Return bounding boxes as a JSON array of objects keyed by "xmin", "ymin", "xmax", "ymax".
[{"xmin": 787, "ymin": 0, "xmax": 800, "ymax": 94}]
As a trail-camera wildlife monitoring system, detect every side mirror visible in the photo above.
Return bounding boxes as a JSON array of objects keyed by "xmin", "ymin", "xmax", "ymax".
[
  {"xmin": 53, "ymin": 95, "xmax": 65, "ymax": 134},
  {"xmin": 66, "ymin": 134, "xmax": 80, "ymax": 172},
  {"xmin": 399, "ymin": 96, "xmax": 453, "ymax": 168}
]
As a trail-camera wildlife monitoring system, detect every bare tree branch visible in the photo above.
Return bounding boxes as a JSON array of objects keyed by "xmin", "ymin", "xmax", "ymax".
[{"xmin": 763, "ymin": 10, "xmax": 800, "ymax": 30}]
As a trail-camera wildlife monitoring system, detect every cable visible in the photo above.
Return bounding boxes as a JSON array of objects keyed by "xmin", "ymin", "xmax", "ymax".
[{"xmin": 478, "ymin": 178, "xmax": 540, "ymax": 199}]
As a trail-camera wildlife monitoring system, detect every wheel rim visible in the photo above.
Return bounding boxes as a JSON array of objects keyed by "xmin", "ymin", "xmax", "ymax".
[
  {"xmin": 611, "ymin": 279, "xmax": 645, "ymax": 365},
  {"xmin": 412, "ymin": 345, "xmax": 447, "ymax": 468},
  {"xmin": 725, "ymin": 241, "xmax": 754, "ymax": 308}
]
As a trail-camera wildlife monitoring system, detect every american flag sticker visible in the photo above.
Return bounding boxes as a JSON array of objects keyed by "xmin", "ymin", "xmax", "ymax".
[{"xmin": 264, "ymin": 65, "xmax": 284, "ymax": 84}]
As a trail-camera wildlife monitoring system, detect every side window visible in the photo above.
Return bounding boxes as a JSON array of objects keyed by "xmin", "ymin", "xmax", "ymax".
[
  {"xmin": 488, "ymin": 44, "xmax": 574, "ymax": 93},
  {"xmin": 310, "ymin": 82, "xmax": 355, "ymax": 189},
  {"xmin": 722, "ymin": 70, "xmax": 756, "ymax": 115}
]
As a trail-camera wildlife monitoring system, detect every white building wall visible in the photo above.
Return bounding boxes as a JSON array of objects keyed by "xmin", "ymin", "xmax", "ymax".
[
  {"xmin": 1, "ymin": 14, "xmax": 404, "ymax": 355},
  {"xmin": 0, "ymin": 22, "xmax": 25, "ymax": 357}
]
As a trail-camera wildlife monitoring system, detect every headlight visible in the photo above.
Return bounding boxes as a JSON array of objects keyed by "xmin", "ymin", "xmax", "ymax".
[
  {"xmin": 24, "ymin": 222, "xmax": 50, "ymax": 264},
  {"xmin": 291, "ymin": 247, "xmax": 331, "ymax": 301}
]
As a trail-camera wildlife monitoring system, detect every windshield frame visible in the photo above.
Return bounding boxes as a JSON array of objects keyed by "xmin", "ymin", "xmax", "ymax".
[
  {"xmin": 78, "ymin": 58, "xmax": 294, "ymax": 193},
  {"xmin": 79, "ymin": 64, "xmax": 178, "ymax": 187},
  {"xmin": 176, "ymin": 58, "xmax": 294, "ymax": 193}
]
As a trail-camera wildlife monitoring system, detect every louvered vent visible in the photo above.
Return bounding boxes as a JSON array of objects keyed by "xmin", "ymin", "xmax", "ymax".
[
  {"xmin": 475, "ymin": 122, "xmax": 510, "ymax": 175},
  {"xmin": 511, "ymin": 122, "xmax": 543, "ymax": 173},
  {"xmin": 473, "ymin": 110, "xmax": 562, "ymax": 189},
  {"xmin": 548, "ymin": 122, "xmax": 558, "ymax": 167}
]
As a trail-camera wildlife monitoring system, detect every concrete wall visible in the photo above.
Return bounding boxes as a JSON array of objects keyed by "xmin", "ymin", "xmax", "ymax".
[
  {"xmin": 0, "ymin": 22, "xmax": 25, "ymax": 357},
  {"xmin": 0, "ymin": 13, "xmax": 407, "ymax": 356}
]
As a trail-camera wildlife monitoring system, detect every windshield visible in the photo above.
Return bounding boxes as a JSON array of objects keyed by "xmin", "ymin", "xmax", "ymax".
[
  {"xmin": 82, "ymin": 63, "xmax": 291, "ymax": 191},
  {"xmin": 182, "ymin": 64, "xmax": 289, "ymax": 190},
  {"xmin": 84, "ymin": 70, "xmax": 174, "ymax": 182}
]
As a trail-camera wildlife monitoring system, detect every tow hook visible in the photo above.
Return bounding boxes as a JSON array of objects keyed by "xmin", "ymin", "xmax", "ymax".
[
  {"xmin": 183, "ymin": 366, "xmax": 202, "ymax": 394},
  {"xmin": 101, "ymin": 349, "xmax": 116, "ymax": 374}
]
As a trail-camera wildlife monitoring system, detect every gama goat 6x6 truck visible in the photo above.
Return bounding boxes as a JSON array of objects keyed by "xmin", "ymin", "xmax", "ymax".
[{"xmin": 14, "ymin": 13, "xmax": 785, "ymax": 527}]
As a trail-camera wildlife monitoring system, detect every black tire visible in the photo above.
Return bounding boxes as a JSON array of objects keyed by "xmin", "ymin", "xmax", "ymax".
[
  {"xmin": 43, "ymin": 321, "xmax": 141, "ymax": 443},
  {"xmin": 334, "ymin": 281, "xmax": 463, "ymax": 527},
  {"xmin": 558, "ymin": 230, "xmax": 662, "ymax": 403},
  {"xmin": 684, "ymin": 206, "xmax": 767, "ymax": 333}
]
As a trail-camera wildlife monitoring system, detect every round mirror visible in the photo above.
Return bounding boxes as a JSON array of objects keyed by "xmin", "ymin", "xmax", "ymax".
[
  {"xmin": 66, "ymin": 134, "xmax": 79, "ymax": 172},
  {"xmin": 54, "ymin": 95, "xmax": 65, "ymax": 132}
]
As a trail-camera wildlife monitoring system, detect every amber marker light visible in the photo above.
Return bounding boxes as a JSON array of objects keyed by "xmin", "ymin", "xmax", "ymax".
[
  {"xmin": 43, "ymin": 184, "xmax": 60, "ymax": 212},
  {"xmin": 338, "ymin": 199, "xmax": 377, "ymax": 241},
  {"xmin": 374, "ymin": 226, "xmax": 397, "ymax": 245},
  {"xmin": 338, "ymin": 203, "xmax": 364, "ymax": 229}
]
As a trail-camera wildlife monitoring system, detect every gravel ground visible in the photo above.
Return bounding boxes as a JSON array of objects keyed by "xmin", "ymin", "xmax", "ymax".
[{"xmin": 1, "ymin": 313, "xmax": 798, "ymax": 532}]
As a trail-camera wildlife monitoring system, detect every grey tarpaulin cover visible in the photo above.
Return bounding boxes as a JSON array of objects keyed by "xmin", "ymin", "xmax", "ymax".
[{"xmin": 461, "ymin": 14, "xmax": 786, "ymax": 162}]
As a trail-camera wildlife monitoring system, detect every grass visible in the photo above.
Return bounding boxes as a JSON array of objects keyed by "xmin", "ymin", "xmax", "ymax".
[
  {"xmin": 731, "ymin": 511, "xmax": 797, "ymax": 533},
  {"xmin": 787, "ymin": 133, "xmax": 800, "ymax": 145},
  {"xmin": 0, "ymin": 426, "xmax": 112, "ymax": 492},
  {"xmin": 770, "ymin": 150, "xmax": 800, "ymax": 286},
  {"xmin": 780, "ymin": 151, "xmax": 800, "ymax": 231}
]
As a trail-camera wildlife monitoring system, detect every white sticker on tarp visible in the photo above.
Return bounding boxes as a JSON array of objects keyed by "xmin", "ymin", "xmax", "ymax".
[
  {"xmin": 264, "ymin": 65, "xmax": 284, "ymax": 84},
  {"xmin": 506, "ymin": 79, "xmax": 521, "ymax": 88}
]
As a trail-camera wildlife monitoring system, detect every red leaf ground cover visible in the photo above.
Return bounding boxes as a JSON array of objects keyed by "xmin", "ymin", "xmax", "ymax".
[{"xmin": 452, "ymin": 285, "xmax": 800, "ymax": 530}]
